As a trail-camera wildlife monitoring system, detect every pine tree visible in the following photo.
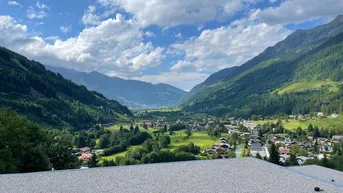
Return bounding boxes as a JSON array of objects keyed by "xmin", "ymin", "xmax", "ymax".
[
  {"xmin": 256, "ymin": 152, "xmax": 262, "ymax": 159},
  {"xmin": 268, "ymin": 143, "xmax": 280, "ymax": 165},
  {"xmin": 285, "ymin": 153, "xmax": 299, "ymax": 166},
  {"xmin": 130, "ymin": 123, "xmax": 134, "ymax": 132}
]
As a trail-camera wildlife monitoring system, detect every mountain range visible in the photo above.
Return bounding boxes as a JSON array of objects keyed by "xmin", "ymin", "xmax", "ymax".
[
  {"xmin": 0, "ymin": 46, "xmax": 132, "ymax": 130},
  {"xmin": 181, "ymin": 15, "xmax": 343, "ymax": 118},
  {"xmin": 46, "ymin": 66, "xmax": 186, "ymax": 109}
]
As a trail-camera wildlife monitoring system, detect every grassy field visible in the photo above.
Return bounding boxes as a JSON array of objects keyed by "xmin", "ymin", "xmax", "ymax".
[
  {"xmin": 100, "ymin": 145, "xmax": 142, "ymax": 161},
  {"xmin": 99, "ymin": 130, "xmax": 223, "ymax": 162},
  {"xmin": 139, "ymin": 108, "xmax": 182, "ymax": 113},
  {"xmin": 277, "ymin": 80, "xmax": 339, "ymax": 94},
  {"xmin": 253, "ymin": 115, "xmax": 343, "ymax": 131}
]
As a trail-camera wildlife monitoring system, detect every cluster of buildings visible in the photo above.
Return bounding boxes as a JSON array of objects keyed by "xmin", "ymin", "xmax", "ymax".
[
  {"xmin": 72, "ymin": 147, "xmax": 104, "ymax": 161},
  {"xmin": 205, "ymin": 137, "xmax": 232, "ymax": 155}
]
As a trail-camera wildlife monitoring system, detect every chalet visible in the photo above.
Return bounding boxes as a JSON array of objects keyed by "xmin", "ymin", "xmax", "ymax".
[
  {"xmin": 279, "ymin": 147, "xmax": 291, "ymax": 155},
  {"xmin": 307, "ymin": 136, "xmax": 314, "ymax": 141},
  {"xmin": 332, "ymin": 135, "xmax": 343, "ymax": 142}
]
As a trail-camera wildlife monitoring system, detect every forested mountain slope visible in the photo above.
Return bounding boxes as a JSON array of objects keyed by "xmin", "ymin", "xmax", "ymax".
[
  {"xmin": 0, "ymin": 47, "xmax": 132, "ymax": 131},
  {"xmin": 182, "ymin": 16, "xmax": 343, "ymax": 118},
  {"xmin": 46, "ymin": 66, "xmax": 186, "ymax": 109},
  {"xmin": 182, "ymin": 15, "xmax": 343, "ymax": 104}
]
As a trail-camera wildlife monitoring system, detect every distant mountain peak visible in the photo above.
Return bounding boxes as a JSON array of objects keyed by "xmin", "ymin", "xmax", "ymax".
[{"xmin": 46, "ymin": 67, "xmax": 186, "ymax": 109}]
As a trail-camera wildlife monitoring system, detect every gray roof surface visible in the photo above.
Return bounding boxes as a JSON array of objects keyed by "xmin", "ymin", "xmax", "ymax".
[
  {"xmin": 0, "ymin": 158, "xmax": 342, "ymax": 193},
  {"xmin": 289, "ymin": 165, "xmax": 343, "ymax": 188}
]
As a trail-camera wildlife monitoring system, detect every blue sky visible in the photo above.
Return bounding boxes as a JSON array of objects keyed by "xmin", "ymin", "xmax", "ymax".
[{"xmin": 0, "ymin": 0, "xmax": 342, "ymax": 90}]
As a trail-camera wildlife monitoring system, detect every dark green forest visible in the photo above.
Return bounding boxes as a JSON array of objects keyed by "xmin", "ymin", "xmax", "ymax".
[
  {"xmin": 0, "ymin": 46, "xmax": 132, "ymax": 131},
  {"xmin": 0, "ymin": 109, "xmax": 80, "ymax": 173}
]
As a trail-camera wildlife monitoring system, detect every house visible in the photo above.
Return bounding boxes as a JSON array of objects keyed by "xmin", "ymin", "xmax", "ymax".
[
  {"xmin": 79, "ymin": 147, "xmax": 91, "ymax": 153},
  {"xmin": 284, "ymin": 136, "xmax": 292, "ymax": 144},
  {"xmin": 279, "ymin": 147, "xmax": 291, "ymax": 155},
  {"xmin": 224, "ymin": 125, "xmax": 239, "ymax": 130},
  {"xmin": 330, "ymin": 113, "xmax": 339, "ymax": 118},
  {"xmin": 332, "ymin": 135, "xmax": 343, "ymax": 142},
  {"xmin": 317, "ymin": 112, "xmax": 324, "ymax": 118},
  {"xmin": 307, "ymin": 136, "xmax": 314, "ymax": 141},
  {"xmin": 250, "ymin": 142, "xmax": 264, "ymax": 157},
  {"xmin": 80, "ymin": 153, "xmax": 93, "ymax": 160},
  {"xmin": 289, "ymin": 115, "xmax": 296, "ymax": 119}
]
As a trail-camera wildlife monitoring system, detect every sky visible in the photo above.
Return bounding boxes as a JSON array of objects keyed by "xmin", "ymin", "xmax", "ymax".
[{"xmin": 0, "ymin": 0, "xmax": 342, "ymax": 91}]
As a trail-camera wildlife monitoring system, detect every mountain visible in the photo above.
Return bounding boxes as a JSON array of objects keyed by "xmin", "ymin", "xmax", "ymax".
[
  {"xmin": 0, "ymin": 46, "xmax": 132, "ymax": 130},
  {"xmin": 45, "ymin": 66, "xmax": 187, "ymax": 109},
  {"xmin": 181, "ymin": 15, "xmax": 343, "ymax": 117}
]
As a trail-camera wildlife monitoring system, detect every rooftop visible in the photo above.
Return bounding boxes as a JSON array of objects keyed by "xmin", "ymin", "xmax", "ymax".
[{"xmin": 0, "ymin": 158, "xmax": 342, "ymax": 193}]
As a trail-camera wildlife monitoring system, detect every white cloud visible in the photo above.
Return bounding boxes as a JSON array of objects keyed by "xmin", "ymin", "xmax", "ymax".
[
  {"xmin": 82, "ymin": 6, "xmax": 101, "ymax": 25},
  {"xmin": 36, "ymin": 1, "xmax": 49, "ymax": 9},
  {"xmin": 257, "ymin": 0, "xmax": 343, "ymax": 25},
  {"xmin": 0, "ymin": 14, "xmax": 163, "ymax": 75},
  {"xmin": 145, "ymin": 31, "xmax": 155, "ymax": 37},
  {"xmin": 169, "ymin": 16, "xmax": 291, "ymax": 73},
  {"xmin": 26, "ymin": 6, "xmax": 47, "ymax": 19},
  {"xmin": 131, "ymin": 72, "xmax": 209, "ymax": 91},
  {"xmin": 8, "ymin": 1, "xmax": 22, "ymax": 7},
  {"xmin": 175, "ymin": 33, "xmax": 183, "ymax": 39},
  {"xmin": 45, "ymin": 36, "xmax": 59, "ymax": 41},
  {"xmin": 97, "ymin": 0, "xmax": 258, "ymax": 27},
  {"xmin": 60, "ymin": 24, "xmax": 72, "ymax": 33}
]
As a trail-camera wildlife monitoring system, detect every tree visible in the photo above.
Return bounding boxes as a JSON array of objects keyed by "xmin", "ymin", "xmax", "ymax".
[
  {"xmin": 160, "ymin": 136, "xmax": 171, "ymax": 148},
  {"xmin": 313, "ymin": 126, "xmax": 320, "ymax": 139},
  {"xmin": 307, "ymin": 123, "xmax": 314, "ymax": 133},
  {"xmin": 129, "ymin": 123, "xmax": 134, "ymax": 132},
  {"xmin": 74, "ymin": 134, "xmax": 87, "ymax": 148},
  {"xmin": 134, "ymin": 125, "xmax": 140, "ymax": 134},
  {"xmin": 185, "ymin": 129, "xmax": 192, "ymax": 138},
  {"xmin": 169, "ymin": 128, "xmax": 173, "ymax": 135},
  {"xmin": 99, "ymin": 134, "xmax": 110, "ymax": 149},
  {"xmin": 143, "ymin": 140, "xmax": 153, "ymax": 152},
  {"xmin": 284, "ymin": 154, "xmax": 299, "ymax": 166},
  {"xmin": 240, "ymin": 146, "xmax": 250, "ymax": 157},
  {"xmin": 119, "ymin": 125, "xmax": 124, "ymax": 133},
  {"xmin": 256, "ymin": 152, "xmax": 262, "ymax": 159},
  {"xmin": 268, "ymin": 143, "xmax": 280, "ymax": 165},
  {"xmin": 258, "ymin": 129, "xmax": 263, "ymax": 138},
  {"xmin": 87, "ymin": 153, "xmax": 98, "ymax": 168}
]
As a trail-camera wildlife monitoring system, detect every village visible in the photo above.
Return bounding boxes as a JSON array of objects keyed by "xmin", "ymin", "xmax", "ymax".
[{"xmin": 73, "ymin": 111, "xmax": 343, "ymax": 167}]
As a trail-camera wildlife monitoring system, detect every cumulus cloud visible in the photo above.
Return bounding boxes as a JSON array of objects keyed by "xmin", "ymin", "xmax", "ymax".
[
  {"xmin": 145, "ymin": 31, "xmax": 155, "ymax": 37},
  {"xmin": 169, "ymin": 16, "xmax": 291, "ymax": 73},
  {"xmin": 0, "ymin": 15, "xmax": 163, "ymax": 75},
  {"xmin": 26, "ymin": 6, "xmax": 47, "ymax": 19},
  {"xmin": 82, "ymin": 6, "xmax": 101, "ymax": 25},
  {"xmin": 8, "ymin": 1, "xmax": 22, "ymax": 7},
  {"xmin": 97, "ymin": 0, "xmax": 258, "ymax": 27},
  {"xmin": 131, "ymin": 72, "xmax": 209, "ymax": 91},
  {"xmin": 60, "ymin": 24, "xmax": 72, "ymax": 33},
  {"xmin": 36, "ymin": 1, "xmax": 49, "ymax": 9},
  {"xmin": 256, "ymin": 0, "xmax": 343, "ymax": 25}
]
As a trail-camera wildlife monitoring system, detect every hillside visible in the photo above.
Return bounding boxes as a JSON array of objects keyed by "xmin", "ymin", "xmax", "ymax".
[
  {"xmin": 182, "ymin": 15, "xmax": 343, "ymax": 103},
  {"xmin": 181, "ymin": 15, "xmax": 343, "ymax": 117},
  {"xmin": 0, "ymin": 46, "xmax": 132, "ymax": 130},
  {"xmin": 46, "ymin": 66, "xmax": 186, "ymax": 109}
]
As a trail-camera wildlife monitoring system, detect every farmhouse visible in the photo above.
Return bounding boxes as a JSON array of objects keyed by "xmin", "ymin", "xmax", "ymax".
[{"xmin": 332, "ymin": 135, "xmax": 343, "ymax": 142}]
